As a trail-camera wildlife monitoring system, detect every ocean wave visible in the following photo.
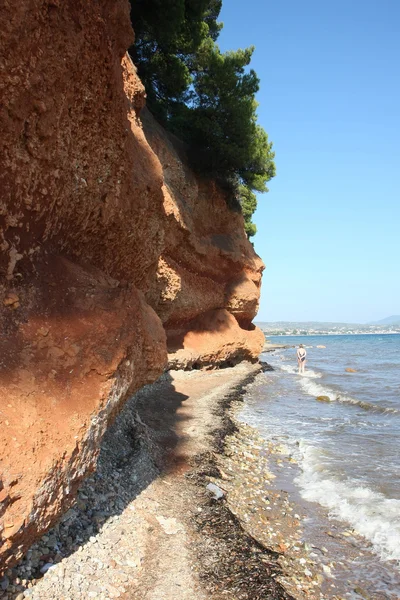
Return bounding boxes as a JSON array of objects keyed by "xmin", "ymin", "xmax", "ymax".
[
  {"xmin": 279, "ymin": 364, "xmax": 322, "ymax": 379},
  {"xmin": 299, "ymin": 378, "xmax": 399, "ymax": 415},
  {"xmin": 296, "ymin": 442, "xmax": 400, "ymax": 563}
]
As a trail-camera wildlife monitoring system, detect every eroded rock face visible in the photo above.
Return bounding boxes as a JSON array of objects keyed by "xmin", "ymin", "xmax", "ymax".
[
  {"xmin": 0, "ymin": 0, "xmax": 167, "ymax": 568},
  {"xmin": 0, "ymin": 0, "xmax": 264, "ymax": 568},
  {"xmin": 0, "ymin": 259, "xmax": 166, "ymax": 567},
  {"xmin": 167, "ymin": 309, "xmax": 265, "ymax": 370},
  {"xmin": 142, "ymin": 110, "xmax": 265, "ymax": 368}
]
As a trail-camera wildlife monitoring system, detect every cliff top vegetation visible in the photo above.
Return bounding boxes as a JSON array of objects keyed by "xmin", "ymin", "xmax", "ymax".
[{"xmin": 129, "ymin": 0, "xmax": 275, "ymax": 238}]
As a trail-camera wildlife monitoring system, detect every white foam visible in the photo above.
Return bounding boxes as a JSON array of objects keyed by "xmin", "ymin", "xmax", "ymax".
[
  {"xmin": 280, "ymin": 364, "xmax": 322, "ymax": 379},
  {"xmin": 298, "ymin": 378, "xmax": 399, "ymax": 414},
  {"xmin": 296, "ymin": 443, "xmax": 400, "ymax": 563},
  {"xmin": 299, "ymin": 377, "xmax": 335, "ymax": 398}
]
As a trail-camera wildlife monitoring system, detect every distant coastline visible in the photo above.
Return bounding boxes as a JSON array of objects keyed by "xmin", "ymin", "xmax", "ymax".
[
  {"xmin": 256, "ymin": 320, "xmax": 400, "ymax": 336},
  {"xmin": 263, "ymin": 331, "xmax": 400, "ymax": 336}
]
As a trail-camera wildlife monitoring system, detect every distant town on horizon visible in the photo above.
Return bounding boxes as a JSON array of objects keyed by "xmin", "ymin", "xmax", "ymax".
[{"xmin": 256, "ymin": 316, "xmax": 400, "ymax": 336}]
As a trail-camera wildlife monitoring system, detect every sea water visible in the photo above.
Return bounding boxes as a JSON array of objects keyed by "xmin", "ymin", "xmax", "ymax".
[{"xmin": 239, "ymin": 334, "xmax": 400, "ymax": 595}]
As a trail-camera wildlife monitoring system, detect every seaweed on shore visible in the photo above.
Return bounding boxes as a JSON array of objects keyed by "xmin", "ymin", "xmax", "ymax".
[
  {"xmin": 211, "ymin": 365, "xmax": 266, "ymax": 453},
  {"xmin": 186, "ymin": 362, "xmax": 294, "ymax": 600},
  {"xmin": 193, "ymin": 499, "xmax": 294, "ymax": 600}
]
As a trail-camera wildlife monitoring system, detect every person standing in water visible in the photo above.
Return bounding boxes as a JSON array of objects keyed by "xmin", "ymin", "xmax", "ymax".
[{"xmin": 297, "ymin": 344, "xmax": 307, "ymax": 374}]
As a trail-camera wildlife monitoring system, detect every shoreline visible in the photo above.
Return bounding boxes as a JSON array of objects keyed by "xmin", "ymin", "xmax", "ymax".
[
  {"xmin": 2, "ymin": 360, "xmax": 397, "ymax": 599},
  {"xmin": 238, "ymin": 348, "xmax": 400, "ymax": 599},
  {"xmin": 2, "ymin": 362, "xmax": 291, "ymax": 599},
  {"xmin": 199, "ymin": 367, "xmax": 335, "ymax": 600},
  {"xmin": 225, "ymin": 412, "xmax": 400, "ymax": 600}
]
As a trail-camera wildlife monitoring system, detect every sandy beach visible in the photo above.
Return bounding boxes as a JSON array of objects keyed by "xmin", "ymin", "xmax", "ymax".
[
  {"xmin": 0, "ymin": 363, "xmax": 293, "ymax": 599},
  {"xmin": 2, "ymin": 361, "xmax": 394, "ymax": 599}
]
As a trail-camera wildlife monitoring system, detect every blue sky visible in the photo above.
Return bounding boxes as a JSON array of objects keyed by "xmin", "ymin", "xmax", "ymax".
[{"xmin": 218, "ymin": 0, "xmax": 400, "ymax": 323}]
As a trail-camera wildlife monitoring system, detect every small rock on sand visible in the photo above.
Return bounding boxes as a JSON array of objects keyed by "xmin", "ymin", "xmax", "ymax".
[
  {"xmin": 155, "ymin": 516, "xmax": 183, "ymax": 535},
  {"xmin": 206, "ymin": 483, "xmax": 225, "ymax": 500},
  {"xmin": 39, "ymin": 563, "xmax": 55, "ymax": 575}
]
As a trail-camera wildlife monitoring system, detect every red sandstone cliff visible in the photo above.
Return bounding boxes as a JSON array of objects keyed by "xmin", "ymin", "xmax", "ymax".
[
  {"xmin": 142, "ymin": 108, "xmax": 264, "ymax": 370},
  {"xmin": 0, "ymin": 0, "xmax": 264, "ymax": 568}
]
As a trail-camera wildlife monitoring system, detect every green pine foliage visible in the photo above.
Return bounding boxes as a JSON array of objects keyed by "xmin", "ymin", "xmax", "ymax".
[
  {"xmin": 129, "ymin": 0, "xmax": 275, "ymax": 238},
  {"xmin": 129, "ymin": 0, "xmax": 222, "ymax": 121},
  {"xmin": 239, "ymin": 186, "xmax": 258, "ymax": 238}
]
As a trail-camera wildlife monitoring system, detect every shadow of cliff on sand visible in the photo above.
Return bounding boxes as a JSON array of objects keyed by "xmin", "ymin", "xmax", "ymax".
[
  {"xmin": 0, "ymin": 253, "xmax": 167, "ymax": 573},
  {"xmin": 3, "ymin": 371, "xmax": 189, "ymax": 597}
]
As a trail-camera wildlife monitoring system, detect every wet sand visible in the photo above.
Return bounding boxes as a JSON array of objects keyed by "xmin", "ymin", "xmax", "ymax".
[{"xmin": 225, "ymin": 375, "xmax": 400, "ymax": 600}]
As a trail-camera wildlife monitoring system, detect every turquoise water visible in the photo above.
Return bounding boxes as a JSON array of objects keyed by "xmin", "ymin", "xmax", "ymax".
[{"xmin": 240, "ymin": 334, "xmax": 400, "ymax": 573}]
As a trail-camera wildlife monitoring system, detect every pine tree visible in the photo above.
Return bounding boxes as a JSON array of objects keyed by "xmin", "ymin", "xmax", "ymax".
[{"xmin": 129, "ymin": 0, "xmax": 275, "ymax": 237}]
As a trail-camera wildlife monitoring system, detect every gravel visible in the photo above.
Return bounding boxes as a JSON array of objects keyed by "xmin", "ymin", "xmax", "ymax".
[{"xmin": 1, "ymin": 379, "xmax": 161, "ymax": 600}]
